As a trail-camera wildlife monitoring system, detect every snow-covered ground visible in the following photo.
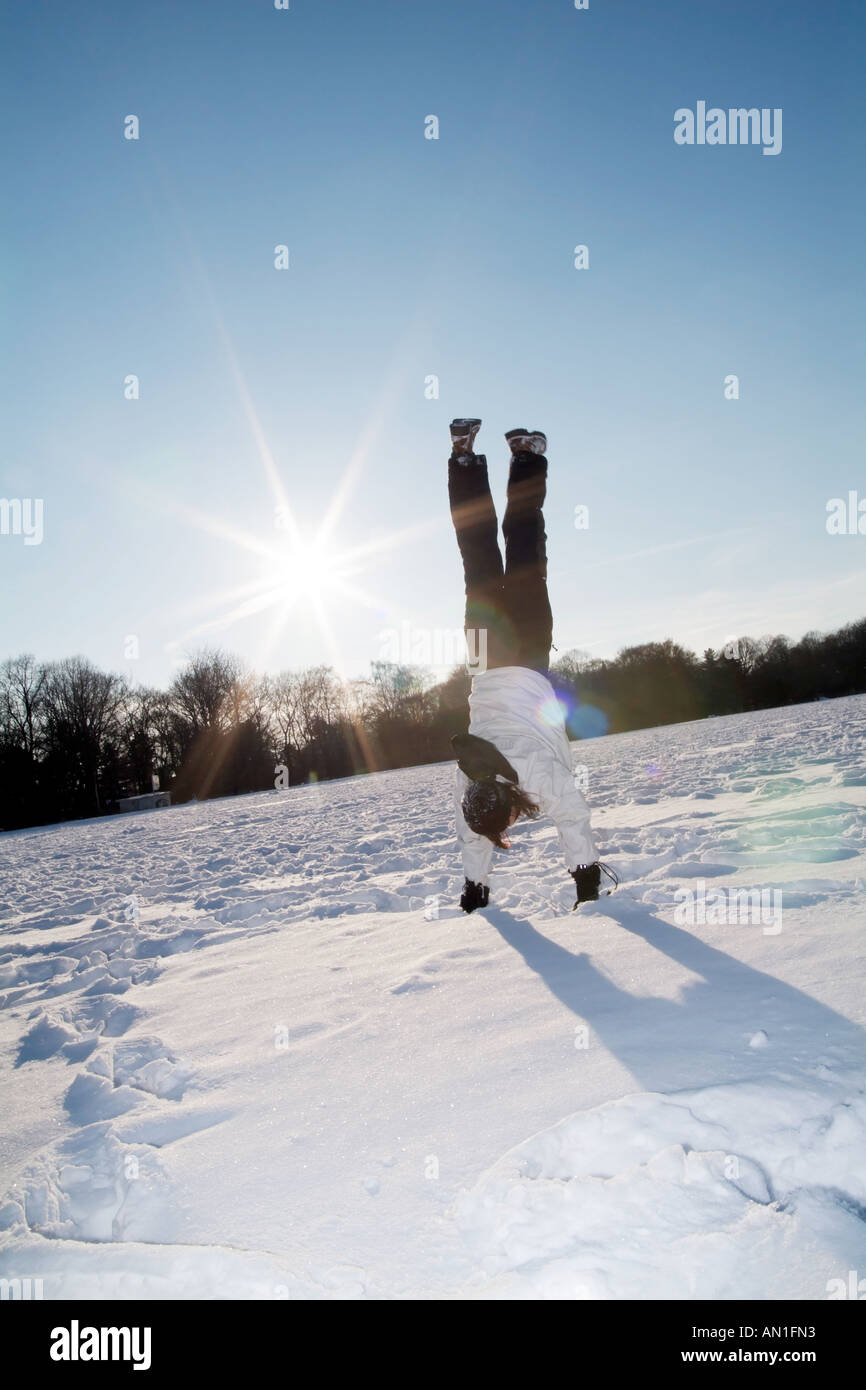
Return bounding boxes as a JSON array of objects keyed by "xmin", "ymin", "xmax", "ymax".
[{"xmin": 1, "ymin": 696, "xmax": 864, "ymax": 1300}]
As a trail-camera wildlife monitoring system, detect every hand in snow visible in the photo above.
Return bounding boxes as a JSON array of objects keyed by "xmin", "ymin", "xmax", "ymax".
[{"xmin": 460, "ymin": 880, "xmax": 490, "ymax": 913}]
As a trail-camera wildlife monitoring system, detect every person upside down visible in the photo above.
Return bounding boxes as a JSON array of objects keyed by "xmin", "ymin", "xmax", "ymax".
[{"xmin": 447, "ymin": 418, "xmax": 616, "ymax": 913}]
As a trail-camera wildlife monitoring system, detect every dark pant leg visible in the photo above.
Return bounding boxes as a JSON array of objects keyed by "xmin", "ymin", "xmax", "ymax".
[
  {"xmin": 502, "ymin": 451, "xmax": 553, "ymax": 673},
  {"xmin": 448, "ymin": 455, "xmax": 515, "ymax": 670}
]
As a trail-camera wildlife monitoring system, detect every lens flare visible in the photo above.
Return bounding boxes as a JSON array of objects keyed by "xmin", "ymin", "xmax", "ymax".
[
  {"xmin": 570, "ymin": 704, "xmax": 609, "ymax": 739},
  {"xmin": 539, "ymin": 697, "xmax": 569, "ymax": 727}
]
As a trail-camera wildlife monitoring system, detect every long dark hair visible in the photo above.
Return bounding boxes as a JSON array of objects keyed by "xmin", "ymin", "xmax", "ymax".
[
  {"xmin": 462, "ymin": 779, "xmax": 540, "ymax": 851},
  {"xmin": 453, "ymin": 732, "xmax": 540, "ymax": 849}
]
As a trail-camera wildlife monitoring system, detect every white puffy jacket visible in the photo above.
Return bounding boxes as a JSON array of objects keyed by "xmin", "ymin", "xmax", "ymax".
[{"xmin": 454, "ymin": 666, "xmax": 597, "ymax": 887}]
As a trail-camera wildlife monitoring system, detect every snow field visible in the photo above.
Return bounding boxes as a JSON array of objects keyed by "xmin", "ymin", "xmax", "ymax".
[{"xmin": 1, "ymin": 696, "xmax": 864, "ymax": 1298}]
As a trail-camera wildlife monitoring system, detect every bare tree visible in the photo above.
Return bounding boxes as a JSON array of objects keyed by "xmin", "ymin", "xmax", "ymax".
[
  {"xmin": 169, "ymin": 649, "xmax": 245, "ymax": 735},
  {"xmin": 553, "ymin": 649, "xmax": 605, "ymax": 682},
  {"xmin": 265, "ymin": 671, "xmax": 307, "ymax": 763},
  {"xmin": 42, "ymin": 657, "xmax": 127, "ymax": 812},
  {"xmin": 0, "ymin": 654, "xmax": 47, "ymax": 757},
  {"xmin": 363, "ymin": 662, "xmax": 429, "ymax": 722}
]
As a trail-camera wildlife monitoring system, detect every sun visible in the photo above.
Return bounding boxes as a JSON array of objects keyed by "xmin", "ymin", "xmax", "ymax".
[
  {"xmin": 269, "ymin": 534, "xmax": 343, "ymax": 603},
  {"xmin": 147, "ymin": 215, "xmax": 447, "ymax": 673},
  {"xmin": 153, "ymin": 314, "xmax": 442, "ymax": 672}
]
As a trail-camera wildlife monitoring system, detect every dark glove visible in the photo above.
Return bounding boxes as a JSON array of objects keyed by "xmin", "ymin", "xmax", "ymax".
[
  {"xmin": 571, "ymin": 863, "xmax": 602, "ymax": 904},
  {"xmin": 460, "ymin": 879, "xmax": 490, "ymax": 914}
]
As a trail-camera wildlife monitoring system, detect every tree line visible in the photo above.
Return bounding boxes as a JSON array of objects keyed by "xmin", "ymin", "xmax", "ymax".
[{"xmin": 2, "ymin": 615, "xmax": 864, "ymax": 830}]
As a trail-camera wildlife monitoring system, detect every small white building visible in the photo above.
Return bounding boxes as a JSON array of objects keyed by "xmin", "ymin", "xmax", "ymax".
[{"xmin": 117, "ymin": 792, "xmax": 171, "ymax": 813}]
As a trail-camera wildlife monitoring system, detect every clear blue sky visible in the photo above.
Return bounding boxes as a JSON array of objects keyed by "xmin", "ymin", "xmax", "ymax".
[{"xmin": 2, "ymin": 0, "xmax": 864, "ymax": 688}]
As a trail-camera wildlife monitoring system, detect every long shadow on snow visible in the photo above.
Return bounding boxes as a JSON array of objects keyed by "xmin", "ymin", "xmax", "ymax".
[{"xmin": 482, "ymin": 897, "xmax": 865, "ymax": 1094}]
